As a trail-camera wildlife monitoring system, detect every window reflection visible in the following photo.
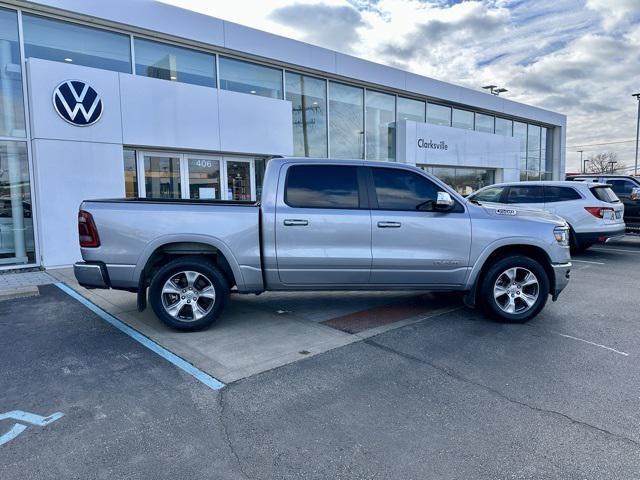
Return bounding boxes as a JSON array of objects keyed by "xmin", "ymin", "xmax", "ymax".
[
  {"xmin": 123, "ymin": 149, "xmax": 137, "ymax": 198},
  {"xmin": 286, "ymin": 72, "xmax": 327, "ymax": 157},
  {"xmin": 397, "ymin": 97, "xmax": 425, "ymax": 122},
  {"xmin": 23, "ymin": 14, "xmax": 131, "ymax": 73},
  {"xmin": 144, "ymin": 155, "xmax": 181, "ymax": 199},
  {"xmin": 427, "ymin": 165, "xmax": 495, "ymax": 196},
  {"xmin": 452, "ymin": 109, "xmax": 474, "ymax": 130},
  {"xmin": 0, "ymin": 8, "xmax": 26, "ymax": 138},
  {"xmin": 134, "ymin": 38, "xmax": 215, "ymax": 87},
  {"xmin": 329, "ymin": 82, "xmax": 364, "ymax": 159},
  {"xmin": 366, "ymin": 90, "xmax": 395, "ymax": 161},
  {"xmin": 426, "ymin": 103, "xmax": 451, "ymax": 126},
  {"xmin": 219, "ymin": 57, "xmax": 282, "ymax": 99},
  {"xmin": 0, "ymin": 141, "xmax": 35, "ymax": 264},
  {"xmin": 474, "ymin": 113, "xmax": 494, "ymax": 133}
]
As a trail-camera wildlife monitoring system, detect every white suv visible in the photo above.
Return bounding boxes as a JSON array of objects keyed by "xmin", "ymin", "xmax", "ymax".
[{"xmin": 468, "ymin": 181, "xmax": 625, "ymax": 251}]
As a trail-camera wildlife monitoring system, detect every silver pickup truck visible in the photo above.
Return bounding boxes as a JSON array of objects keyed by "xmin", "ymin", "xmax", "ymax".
[{"xmin": 75, "ymin": 158, "xmax": 571, "ymax": 330}]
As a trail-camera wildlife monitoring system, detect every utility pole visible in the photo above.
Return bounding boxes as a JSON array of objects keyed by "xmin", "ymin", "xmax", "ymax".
[
  {"xmin": 578, "ymin": 150, "xmax": 585, "ymax": 173},
  {"xmin": 633, "ymin": 93, "xmax": 640, "ymax": 176}
]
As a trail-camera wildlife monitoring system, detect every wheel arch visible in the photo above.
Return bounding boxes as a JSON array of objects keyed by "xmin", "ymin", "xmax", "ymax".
[
  {"xmin": 134, "ymin": 235, "xmax": 245, "ymax": 306},
  {"xmin": 465, "ymin": 242, "xmax": 554, "ymax": 307}
]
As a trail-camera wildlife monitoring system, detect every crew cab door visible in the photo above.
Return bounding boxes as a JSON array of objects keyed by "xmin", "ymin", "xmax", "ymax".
[
  {"xmin": 275, "ymin": 164, "xmax": 372, "ymax": 286},
  {"xmin": 367, "ymin": 166, "xmax": 471, "ymax": 286}
]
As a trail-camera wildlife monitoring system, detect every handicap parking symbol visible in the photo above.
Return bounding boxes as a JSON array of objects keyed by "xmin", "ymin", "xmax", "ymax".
[{"xmin": 0, "ymin": 410, "xmax": 64, "ymax": 446}]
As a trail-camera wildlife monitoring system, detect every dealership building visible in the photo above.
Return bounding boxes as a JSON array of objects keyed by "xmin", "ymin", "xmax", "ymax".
[{"xmin": 0, "ymin": 0, "xmax": 566, "ymax": 269}]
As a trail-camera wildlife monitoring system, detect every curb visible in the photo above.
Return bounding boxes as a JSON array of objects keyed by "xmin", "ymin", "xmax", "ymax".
[{"xmin": 0, "ymin": 286, "xmax": 40, "ymax": 302}]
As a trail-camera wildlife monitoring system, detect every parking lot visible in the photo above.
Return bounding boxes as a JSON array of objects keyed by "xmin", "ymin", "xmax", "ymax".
[{"xmin": 2, "ymin": 236, "xmax": 640, "ymax": 479}]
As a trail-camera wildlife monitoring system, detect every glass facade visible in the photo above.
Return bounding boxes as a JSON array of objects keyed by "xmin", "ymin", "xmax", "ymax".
[
  {"xmin": 425, "ymin": 165, "xmax": 495, "ymax": 196},
  {"xmin": 495, "ymin": 117, "xmax": 513, "ymax": 136},
  {"xmin": 452, "ymin": 109, "xmax": 474, "ymax": 130},
  {"xmin": 134, "ymin": 38, "xmax": 215, "ymax": 87},
  {"xmin": 0, "ymin": 141, "xmax": 35, "ymax": 264},
  {"xmin": 286, "ymin": 72, "xmax": 327, "ymax": 157},
  {"xmin": 513, "ymin": 121, "xmax": 528, "ymax": 180},
  {"xmin": 188, "ymin": 156, "xmax": 221, "ymax": 199},
  {"xmin": 474, "ymin": 113, "xmax": 494, "ymax": 133},
  {"xmin": 426, "ymin": 103, "xmax": 451, "ymax": 126},
  {"xmin": 0, "ymin": 8, "xmax": 25, "ymax": 138},
  {"xmin": 365, "ymin": 90, "xmax": 395, "ymax": 161},
  {"xmin": 23, "ymin": 14, "xmax": 131, "ymax": 73},
  {"xmin": 123, "ymin": 149, "xmax": 137, "ymax": 198},
  {"xmin": 219, "ymin": 56, "xmax": 282, "ymax": 99},
  {"xmin": 144, "ymin": 154, "xmax": 181, "ymax": 199},
  {"xmin": 397, "ymin": 97, "xmax": 425, "ymax": 122},
  {"xmin": 329, "ymin": 82, "xmax": 364, "ymax": 159}
]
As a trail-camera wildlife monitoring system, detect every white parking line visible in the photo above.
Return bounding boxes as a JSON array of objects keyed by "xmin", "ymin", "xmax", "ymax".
[
  {"xmin": 551, "ymin": 331, "xmax": 629, "ymax": 357},
  {"xmin": 591, "ymin": 247, "xmax": 639, "ymax": 254},
  {"xmin": 571, "ymin": 259, "xmax": 605, "ymax": 265}
]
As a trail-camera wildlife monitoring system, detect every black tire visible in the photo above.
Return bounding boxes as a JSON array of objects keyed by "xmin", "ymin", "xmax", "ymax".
[
  {"xmin": 478, "ymin": 255, "xmax": 550, "ymax": 324},
  {"xmin": 569, "ymin": 228, "xmax": 589, "ymax": 253},
  {"xmin": 149, "ymin": 256, "xmax": 229, "ymax": 331}
]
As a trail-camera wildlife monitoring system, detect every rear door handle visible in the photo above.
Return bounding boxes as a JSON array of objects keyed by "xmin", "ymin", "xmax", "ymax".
[
  {"xmin": 283, "ymin": 219, "xmax": 309, "ymax": 226},
  {"xmin": 377, "ymin": 221, "xmax": 401, "ymax": 228}
]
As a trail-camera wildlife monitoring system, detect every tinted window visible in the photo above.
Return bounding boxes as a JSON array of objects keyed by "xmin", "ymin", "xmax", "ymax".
[
  {"xmin": 372, "ymin": 168, "xmax": 439, "ymax": 211},
  {"xmin": 285, "ymin": 165, "xmax": 359, "ymax": 209},
  {"xmin": 134, "ymin": 38, "xmax": 216, "ymax": 87},
  {"xmin": 545, "ymin": 186, "xmax": 581, "ymax": 203},
  {"xmin": 23, "ymin": 14, "xmax": 131, "ymax": 73},
  {"xmin": 505, "ymin": 186, "xmax": 544, "ymax": 204},
  {"xmin": 590, "ymin": 186, "xmax": 619, "ymax": 203},
  {"xmin": 607, "ymin": 180, "xmax": 635, "ymax": 195},
  {"xmin": 470, "ymin": 186, "xmax": 505, "ymax": 203},
  {"xmin": 0, "ymin": 8, "xmax": 25, "ymax": 138}
]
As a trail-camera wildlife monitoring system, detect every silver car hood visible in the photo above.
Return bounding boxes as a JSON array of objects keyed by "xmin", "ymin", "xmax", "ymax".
[{"xmin": 473, "ymin": 201, "xmax": 568, "ymax": 227}]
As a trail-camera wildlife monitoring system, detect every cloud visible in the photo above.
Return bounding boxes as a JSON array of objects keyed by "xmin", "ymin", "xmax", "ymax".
[
  {"xmin": 270, "ymin": 3, "xmax": 365, "ymax": 52},
  {"xmin": 160, "ymin": 0, "xmax": 640, "ymax": 171}
]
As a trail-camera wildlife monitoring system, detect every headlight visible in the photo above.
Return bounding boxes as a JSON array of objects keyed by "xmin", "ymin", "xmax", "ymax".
[{"xmin": 554, "ymin": 226, "xmax": 569, "ymax": 246}]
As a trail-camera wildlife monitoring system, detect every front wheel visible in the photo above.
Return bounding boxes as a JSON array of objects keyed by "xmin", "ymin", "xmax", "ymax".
[
  {"xmin": 479, "ymin": 255, "xmax": 550, "ymax": 323},
  {"xmin": 149, "ymin": 256, "xmax": 229, "ymax": 331}
]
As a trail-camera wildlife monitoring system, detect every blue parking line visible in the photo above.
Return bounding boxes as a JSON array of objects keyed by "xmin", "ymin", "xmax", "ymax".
[{"xmin": 55, "ymin": 283, "xmax": 225, "ymax": 391}]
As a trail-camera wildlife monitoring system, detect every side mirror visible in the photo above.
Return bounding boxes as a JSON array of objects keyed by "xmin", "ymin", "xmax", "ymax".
[
  {"xmin": 631, "ymin": 187, "xmax": 640, "ymax": 201},
  {"xmin": 435, "ymin": 191, "xmax": 454, "ymax": 211}
]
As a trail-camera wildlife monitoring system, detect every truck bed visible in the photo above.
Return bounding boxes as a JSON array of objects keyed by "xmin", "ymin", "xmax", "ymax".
[{"xmin": 79, "ymin": 198, "xmax": 262, "ymax": 291}]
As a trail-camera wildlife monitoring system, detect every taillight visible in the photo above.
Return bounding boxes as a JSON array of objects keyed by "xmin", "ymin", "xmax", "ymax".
[
  {"xmin": 584, "ymin": 206, "xmax": 613, "ymax": 219},
  {"xmin": 78, "ymin": 210, "xmax": 100, "ymax": 248}
]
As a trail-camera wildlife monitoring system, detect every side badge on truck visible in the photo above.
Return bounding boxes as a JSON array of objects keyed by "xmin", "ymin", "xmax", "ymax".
[{"xmin": 495, "ymin": 208, "xmax": 517, "ymax": 216}]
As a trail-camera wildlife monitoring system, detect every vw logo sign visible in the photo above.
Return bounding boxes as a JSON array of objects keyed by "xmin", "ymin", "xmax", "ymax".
[{"xmin": 52, "ymin": 80, "xmax": 103, "ymax": 126}]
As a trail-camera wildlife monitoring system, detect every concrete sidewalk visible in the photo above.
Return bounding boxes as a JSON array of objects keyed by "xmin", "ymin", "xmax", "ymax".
[{"xmin": 50, "ymin": 267, "xmax": 461, "ymax": 384}]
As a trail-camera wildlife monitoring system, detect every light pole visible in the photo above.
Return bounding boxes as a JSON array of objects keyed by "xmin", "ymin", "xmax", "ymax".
[
  {"xmin": 633, "ymin": 93, "xmax": 640, "ymax": 176},
  {"xmin": 482, "ymin": 85, "xmax": 508, "ymax": 96},
  {"xmin": 578, "ymin": 150, "xmax": 586, "ymax": 173}
]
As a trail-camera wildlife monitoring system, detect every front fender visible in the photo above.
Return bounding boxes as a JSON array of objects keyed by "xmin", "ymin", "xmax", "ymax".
[{"xmin": 465, "ymin": 236, "xmax": 555, "ymax": 291}]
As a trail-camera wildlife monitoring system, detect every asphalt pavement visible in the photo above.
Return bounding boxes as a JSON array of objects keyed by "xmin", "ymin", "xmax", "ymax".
[{"xmin": 2, "ymin": 237, "xmax": 640, "ymax": 479}]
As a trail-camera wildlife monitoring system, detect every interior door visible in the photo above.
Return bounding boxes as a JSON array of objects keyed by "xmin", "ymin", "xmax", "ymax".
[
  {"xmin": 275, "ymin": 164, "xmax": 372, "ymax": 285},
  {"xmin": 224, "ymin": 157, "xmax": 255, "ymax": 201},
  {"xmin": 368, "ymin": 166, "xmax": 471, "ymax": 286}
]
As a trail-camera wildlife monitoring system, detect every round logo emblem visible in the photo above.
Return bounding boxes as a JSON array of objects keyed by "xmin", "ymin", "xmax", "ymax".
[{"xmin": 52, "ymin": 80, "xmax": 103, "ymax": 126}]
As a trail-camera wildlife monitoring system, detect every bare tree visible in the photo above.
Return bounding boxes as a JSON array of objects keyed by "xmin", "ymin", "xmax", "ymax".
[{"xmin": 585, "ymin": 152, "xmax": 627, "ymax": 173}]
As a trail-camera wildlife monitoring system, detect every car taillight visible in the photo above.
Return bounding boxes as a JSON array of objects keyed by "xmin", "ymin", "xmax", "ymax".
[
  {"xmin": 78, "ymin": 210, "xmax": 100, "ymax": 248},
  {"xmin": 584, "ymin": 206, "xmax": 614, "ymax": 219}
]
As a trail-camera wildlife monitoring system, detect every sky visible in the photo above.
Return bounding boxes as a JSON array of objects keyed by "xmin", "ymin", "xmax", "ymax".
[{"xmin": 161, "ymin": 0, "xmax": 640, "ymax": 172}]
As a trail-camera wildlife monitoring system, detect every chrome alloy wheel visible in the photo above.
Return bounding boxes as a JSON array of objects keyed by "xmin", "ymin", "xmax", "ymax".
[
  {"xmin": 161, "ymin": 271, "xmax": 216, "ymax": 322},
  {"xmin": 493, "ymin": 267, "xmax": 539, "ymax": 315}
]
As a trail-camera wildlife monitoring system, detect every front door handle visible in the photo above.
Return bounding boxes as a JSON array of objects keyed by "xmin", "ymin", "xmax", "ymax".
[
  {"xmin": 377, "ymin": 221, "xmax": 401, "ymax": 228},
  {"xmin": 283, "ymin": 219, "xmax": 309, "ymax": 226}
]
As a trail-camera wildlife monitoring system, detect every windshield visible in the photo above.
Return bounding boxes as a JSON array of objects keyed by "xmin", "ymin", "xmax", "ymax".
[{"xmin": 468, "ymin": 186, "xmax": 504, "ymax": 203}]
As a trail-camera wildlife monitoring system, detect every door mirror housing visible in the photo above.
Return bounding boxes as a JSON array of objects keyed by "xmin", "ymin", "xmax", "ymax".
[
  {"xmin": 631, "ymin": 187, "xmax": 640, "ymax": 201},
  {"xmin": 434, "ymin": 191, "xmax": 454, "ymax": 211}
]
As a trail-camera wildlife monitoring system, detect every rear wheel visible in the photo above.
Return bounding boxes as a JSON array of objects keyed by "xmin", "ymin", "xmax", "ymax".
[
  {"xmin": 479, "ymin": 255, "xmax": 549, "ymax": 323},
  {"xmin": 149, "ymin": 256, "xmax": 229, "ymax": 331}
]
